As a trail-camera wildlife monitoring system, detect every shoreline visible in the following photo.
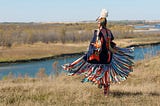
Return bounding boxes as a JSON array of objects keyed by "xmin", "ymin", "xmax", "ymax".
[
  {"xmin": 0, "ymin": 42, "xmax": 160, "ymax": 65},
  {"xmin": 0, "ymin": 52, "xmax": 84, "ymax": 66},
  {"xmin": 126, "ymin": 42, "xmax": 160, "ymax": 47}
]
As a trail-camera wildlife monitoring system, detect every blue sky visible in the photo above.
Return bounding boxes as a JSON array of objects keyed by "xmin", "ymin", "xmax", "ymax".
[{"xmin": 0, "ymin": 0, "xmax": 159, "ymax": 22}]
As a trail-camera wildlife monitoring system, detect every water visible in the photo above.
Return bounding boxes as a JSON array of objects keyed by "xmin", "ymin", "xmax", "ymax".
[
  {"xmin": 134, "ymin": 25, "xmax": 154, "ymax": 29},
  {"xmin": 0, "ymin": 56, "xmax": 79, "ymax": 79},
  {"xmin": 134, "ymin": 44, "xmax": 160, "ymax": 60},
  {"xmin": 134, "ymin": 24, "xmax": 160, "ymax": 29},
  {"xmin": 0, "ymin": 44, "xmax": 160, "ymax": 79}
]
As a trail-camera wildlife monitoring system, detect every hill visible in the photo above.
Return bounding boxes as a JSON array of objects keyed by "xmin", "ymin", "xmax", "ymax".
[{"xmin": 0, "ymin": 54, "xmax": 159, "ymax": 106}]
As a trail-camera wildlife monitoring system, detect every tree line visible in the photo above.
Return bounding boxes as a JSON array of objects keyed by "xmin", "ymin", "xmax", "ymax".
[
  {"xmin": 0, "ymin": 21, "xmax": 159, "ymax": 47},
  {"xmin": 0, "ymin": 23, "xmax": 95, "ymax": 47}
]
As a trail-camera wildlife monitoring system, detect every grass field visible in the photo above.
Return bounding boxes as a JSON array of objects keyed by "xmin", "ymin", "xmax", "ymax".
[
  {"xmin": 0, "ymin": 42, "xmax": 88, "ymax": 62},
  {"xmin": 0, "ymin": 54, "xmax": 159, "ymax": 106}
]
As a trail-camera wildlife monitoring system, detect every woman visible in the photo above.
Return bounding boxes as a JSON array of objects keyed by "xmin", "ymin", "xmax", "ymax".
[{"xmin": 62, "ymin": 9, "xmax": 134, "ymax": 96}]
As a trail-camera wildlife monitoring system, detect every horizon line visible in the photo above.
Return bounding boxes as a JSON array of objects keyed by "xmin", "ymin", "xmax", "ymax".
[{"xmin": 0, "ymin": 19, "xmax": 160, "ymax": 24}]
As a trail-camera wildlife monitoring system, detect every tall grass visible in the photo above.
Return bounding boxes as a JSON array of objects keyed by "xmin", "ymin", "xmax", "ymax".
[{"xmin": 0, "ymin": 55, "xmax": 160, "ymax": 106}]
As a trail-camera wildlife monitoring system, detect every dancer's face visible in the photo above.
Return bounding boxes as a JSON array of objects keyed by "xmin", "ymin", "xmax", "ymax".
[{"xmin": 97, "ymin": 21, "xmax": 101, "ymax": 29}]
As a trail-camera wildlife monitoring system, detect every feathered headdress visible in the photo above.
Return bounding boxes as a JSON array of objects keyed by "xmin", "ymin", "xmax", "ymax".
[
  {"xmin": 100, "ymin": 9, "xmax": 108, "ymax": 18},
  {"xmin": 97, "ymin": 9, "xmax": 108, "ymax": 21}
]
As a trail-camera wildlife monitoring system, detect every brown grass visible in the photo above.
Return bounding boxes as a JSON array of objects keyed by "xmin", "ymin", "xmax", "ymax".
[
  {"xmin": 0, "ymin": 55, "xmax": 160, "ymax": 106},
  {"xmin": 115, "ymin": 35, "xmax": 160, "ymax": 47},
  {"xmin": 0, "ymin": 42, "xmax": 88, "ymax": 62},
  {"xmin": 1, "ymin": 34, "xmax": 160, "ymax": 62}
]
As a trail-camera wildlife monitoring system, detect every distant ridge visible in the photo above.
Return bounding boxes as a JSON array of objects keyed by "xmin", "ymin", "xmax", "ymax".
[{"xmin": 0, "ymin": 20, "xmax": 160, "ymax": 24}]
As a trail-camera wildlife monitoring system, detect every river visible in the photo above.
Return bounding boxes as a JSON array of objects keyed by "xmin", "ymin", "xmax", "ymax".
[{"xmin": 0, "ymin": 44, "xmax": 160, "ymax": 79}]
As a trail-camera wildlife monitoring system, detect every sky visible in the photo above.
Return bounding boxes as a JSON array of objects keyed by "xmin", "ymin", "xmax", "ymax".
[{"xmin": 0, "ymin": 0, "xmax": 159, "ymax": 22}]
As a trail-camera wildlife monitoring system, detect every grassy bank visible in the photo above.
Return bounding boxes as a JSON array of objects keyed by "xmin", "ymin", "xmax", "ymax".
[
  {"xmin": 0, "ymin": 55, "xmax": 159, "ymax": 106},
  {"xmin": 0, "ymin": 42, "xmax": 88, "ymax": 63},
  {"xmin": 1, "ymin": 34, "xmax": 160, "ymax": 63}
]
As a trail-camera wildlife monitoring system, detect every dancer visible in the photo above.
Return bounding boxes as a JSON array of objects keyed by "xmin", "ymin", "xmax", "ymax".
[{"xmin": 62, "ymin": 9, "xmax": 134, "ymax": 96}]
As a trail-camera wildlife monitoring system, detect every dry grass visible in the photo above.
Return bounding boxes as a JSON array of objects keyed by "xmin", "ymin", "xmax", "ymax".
[
  {"xmin": 0, "ymin": 55, "xmax": 160, "ymax": 106},
  {"xmin": 115, "ymin": 35, "xmax": 160, "ymax": 47},
  {"xmin": 0, "ymin": 42, "xmax": 88, "ymax": 62},
  {"xmin": 1, "ymin": 34, "xmax": 160, "ymax": 62}
]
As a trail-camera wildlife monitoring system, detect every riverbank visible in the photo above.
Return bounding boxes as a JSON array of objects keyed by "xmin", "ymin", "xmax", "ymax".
[
  {"xmin": 0, "ymin": 42, "xmax": 88, "ymax": 63},
  {"xmin": 0, "ymin": 54, "xmax": 159, "ymax": 106},
  {"xmin": 0, "ymin": 35, "xmax": 160, "ymax": 63}
]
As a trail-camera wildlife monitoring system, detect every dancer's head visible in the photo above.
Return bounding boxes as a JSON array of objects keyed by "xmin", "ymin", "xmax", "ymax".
[
  {"xmin": 97, "ymin": 18, "xmax": 107, "ymax": 28},
  {"xmin": 96, "ymin": 9, "xmax": 108, "ymax": 28}
]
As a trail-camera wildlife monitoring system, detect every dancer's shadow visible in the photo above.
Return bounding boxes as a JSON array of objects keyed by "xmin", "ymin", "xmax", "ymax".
[{"xmin": 110, "ymin": 91, "xmax": 160, "ymax": 97}]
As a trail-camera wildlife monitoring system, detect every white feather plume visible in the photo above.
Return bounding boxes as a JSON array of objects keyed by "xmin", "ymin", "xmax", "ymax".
[{"xmin": 100, "ymin": 9, "xmax": 108, "ymax": 18}]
